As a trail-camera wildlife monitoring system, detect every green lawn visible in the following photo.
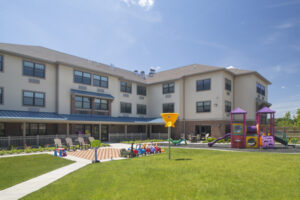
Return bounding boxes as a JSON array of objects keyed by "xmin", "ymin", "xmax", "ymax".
[
  {"xmin": 0, "ymin": 154, "xmax": 74, "ymax": 190},
  {"xmin": 23, "ymin": 149, "xmax": 300, "ymax": 200}
]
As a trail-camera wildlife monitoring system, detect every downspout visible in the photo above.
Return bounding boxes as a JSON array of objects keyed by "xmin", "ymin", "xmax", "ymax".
[
  {"xmin": 183, "ymin": 76, "xmax": 186, "ymax": 136},
  {"xmin": 55, "ymin": 63, "xmax": 59, "ymax": 114}
]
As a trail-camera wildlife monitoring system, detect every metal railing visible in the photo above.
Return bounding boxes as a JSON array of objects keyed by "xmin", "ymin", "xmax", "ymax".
[
  {"xmin": 0, "ymin": 132, "xmax": 169, "ymax": 148},
  {"xmin": 275, "ymin": 127, "xmax": 300, "ymax": 138},
  {"xmin": 108, "ymin": 132, "xmax": 168, "ymax": 142},
  {"xmin": 0, "ymin": 134, "xmax": 91, "ymax": 149}
]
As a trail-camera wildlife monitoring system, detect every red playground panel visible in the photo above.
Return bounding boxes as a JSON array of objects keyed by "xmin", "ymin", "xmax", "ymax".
[{"xmin": 231, "ymin": 135, "xmax": 245, "ymax": 148}]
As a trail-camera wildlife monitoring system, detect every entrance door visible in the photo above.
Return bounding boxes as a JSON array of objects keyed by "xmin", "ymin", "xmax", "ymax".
[
  {"xmin": 92, "ymin": 125, "xmax": 99, "ymax": 139},
  {"xmin": 195, "ymin": 125, "xmax": 211, "ymax": 139},
  {"xmin": 101, "ymin": 125, "xmax": 109, "ymax": 141}
]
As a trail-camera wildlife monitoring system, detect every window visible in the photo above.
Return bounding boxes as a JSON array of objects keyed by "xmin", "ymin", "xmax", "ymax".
[
  {"xmin": 0, "ymin": 123, "xmax": 5, "ymax": 137},
  {"xmin": 26, "ymin": 123, "xmax": 46, "ymax": 136},
  {"xmin": 137, "ymin": 85, "xmax": 147, "ymax": 96},
  {"xmin": 225, "ymin": 101, "xmax": 231, "ymax": 112},
  {"xmin": 94, "ymin": 98, "xmax": 108, "ymax": 110},
  {"xmin": 120, "ymin": 102, "xmax": 132, "ymax": 113},
  {"xmin": 74, "ymin": 96, "xmax": 91, "ymax": 109},
  {"xmin": 196, "ymin": 101, "xmax": 211, "ymax": 113},
  {"xmin": 120, "ymin": 81, "xmax": 132, "ymax": 93},
  {"xmin": 137, "ymin": 104, "xmax": 147, "ymax": 115},
  {"xmin": 196, "ymin": 79, "xmax": 211, "ymax": 91},
  {"xmin": 23, "ymin": 61, "xmax": 45, "ymax": 78},
  {"xmin": 163, "ymin": 82, "xmax": 174, "ymax": 94},
  {"xmin": 163, "ymin": 103, "xmax": 174, "ymax": 113},
  {"xmin": 225, "ymin": 78, "xmax": 231, "ymax": 91},
  {"xmin": 93, "ymin": 75, "xmax": 108, "ymax": 88},
  {"xmin": 0, "ymin": 88, "xmax": 2, "ymax": 104},
  {"xmin": 256, "ymin": 83, "xmax": 265, "ymax": 96},
  {"xmin": 74, "ymin": 70, "xmax": 91, "ymax": 85},
  {"xmin": 73, "ymin": 124, "xmax": 92, "ymax": 135},
  {"xmin": 195, "ymin": 125, "xmax": 211, "ymax": 136},
  {"xmin": 23, "ymin": 91, "xmax": 45, "ymax": 107},
  {"xmin": 0, "ymin": 55, "xmax": 3, "ymax": 71}
]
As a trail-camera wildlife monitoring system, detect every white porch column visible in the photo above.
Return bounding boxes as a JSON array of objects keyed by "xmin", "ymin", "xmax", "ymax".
[
  {"xmin": 66, "ymin": 123, "xmax": 70, "ymax": 136},
  {"xmin": 125, "ymin": 125, "xmax": 128, "ymax": 140},
  {"xmin": 99, "ymin": 124, "xmax": 102, "ymax": 141},
  {"xmin": 23, "ymin": 122, "xmax": 26, "ymax": 147}
]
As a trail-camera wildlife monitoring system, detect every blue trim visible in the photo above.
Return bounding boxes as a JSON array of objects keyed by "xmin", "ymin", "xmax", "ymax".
[
  {"xmin": 0, "ymin": 110, "xmax": 163, "ymax": 124},
  {"xmin": 71, "ymin": 89, "xmax": 114, "ymax": 99}
]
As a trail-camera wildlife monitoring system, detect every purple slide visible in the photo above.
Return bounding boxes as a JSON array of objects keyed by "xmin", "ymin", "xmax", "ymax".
[{"xmin": 208, "ymin": 133, "xmax": 231, "ymax": 147}]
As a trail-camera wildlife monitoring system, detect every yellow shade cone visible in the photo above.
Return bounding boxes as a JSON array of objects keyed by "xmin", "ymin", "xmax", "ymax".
[{"xmin": 161, "ymin": 113, "xmax": 179, "ymax": 127}]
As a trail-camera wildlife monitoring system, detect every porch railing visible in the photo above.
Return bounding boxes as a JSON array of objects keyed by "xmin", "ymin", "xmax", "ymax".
[
  {"xmin": 0, "ymin": 134, "xmax": 91, "ymax": 149},
  {"xmin": 108, "ymin": 132, "xmax": 168, "ymax": 142},
  {"xmin": 0, "ymin": 132, "xmax": 168, "ymax": 148}
]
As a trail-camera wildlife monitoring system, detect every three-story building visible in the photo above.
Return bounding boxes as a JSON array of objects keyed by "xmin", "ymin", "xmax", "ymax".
[{"xmin": 0, "ymin": 43, "xmax": 271, "ymax": 146}]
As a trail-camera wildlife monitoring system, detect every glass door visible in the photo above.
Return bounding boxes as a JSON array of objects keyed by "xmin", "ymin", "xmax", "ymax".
[
  {"xmin": 92, "ymin": 125, "xmax": 99, "ymax": 139},
  {"xmin": 101, "ymin": 125, "xmax": 109, "ymax": 141}
]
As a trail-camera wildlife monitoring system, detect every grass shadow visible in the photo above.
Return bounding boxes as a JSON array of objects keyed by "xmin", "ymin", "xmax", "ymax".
[{"xmin": 175, "ymin": 158, "xmax": 192, "ymax": 161}]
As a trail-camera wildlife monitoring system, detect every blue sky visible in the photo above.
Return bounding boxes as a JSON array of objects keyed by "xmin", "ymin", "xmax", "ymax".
[{"xmin": 0, "ymin": 0, "xmax": 299, "ymax": 117}]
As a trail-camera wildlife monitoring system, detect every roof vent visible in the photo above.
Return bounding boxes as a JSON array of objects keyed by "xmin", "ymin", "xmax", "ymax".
[
  {"xmin": 149, "ymin": 68, "xmax": 156, "ymax": 77},
  {"xmin": 134, "ymin": 70, "xmax": 139, "ymax": 76},
  {"xmin": 140, "ymin": 71, "xmax": 145, "ymax": 79}
]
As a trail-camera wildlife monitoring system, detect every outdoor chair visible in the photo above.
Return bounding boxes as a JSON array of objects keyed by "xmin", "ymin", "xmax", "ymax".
[
  {"xmin": 54, "ymin": 138, "xmax": 64, "ymax": 148},
  {"xmin": 88, "ymin": 136, "xmax": 95, "ymax": 144},
  {"xmin": 187, "ymin": 134, "xmax": 192, "ymax": 141},
  {"xmin": 196, "ymin": 134, "xmax": 201, "ymax": 141},
  {"xmin": 205, "ymin": 133, "xmax": 210, "ymax": 140},
  {"xmin": 180, "ymin": 133, "xmax": 185, "ymax": 139},
  {"xmin": 78, "ymin": 137, "xmax": 89, "ymax": 149},
  {"xmin": 65, "ymin": 137, "xmax": 76, "ymax": 151}
]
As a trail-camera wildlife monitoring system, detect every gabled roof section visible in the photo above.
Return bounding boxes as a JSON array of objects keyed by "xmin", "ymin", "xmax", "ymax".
[
  {"xmin": 227, "ymin": 68, "xmax": 271, "ymax": 84},
  {"xmin": 0, "ymin": 43, "xmax": 146, "ymax": 83},
  {"xmin": 0, "ymin": 43, "xmax": 271, "ymax": 85},
  {"xmin": 145, "ymin": 64, "xmax": 222, "ymax": 84}
]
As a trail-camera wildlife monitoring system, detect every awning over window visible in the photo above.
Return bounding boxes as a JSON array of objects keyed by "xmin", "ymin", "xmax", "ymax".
[
  {"xmin": 0, "ymin": 110, "xmax": 164, "ymax": 124},
  {"xmin": 71, "ymin": 89, "xmax": 114, "ymax": 100}
]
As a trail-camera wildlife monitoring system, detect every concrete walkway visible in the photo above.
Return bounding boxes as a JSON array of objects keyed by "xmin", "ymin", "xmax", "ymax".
[{"xmin": 0, "ymin": 154, "xmax": 90, "ymax": 200}]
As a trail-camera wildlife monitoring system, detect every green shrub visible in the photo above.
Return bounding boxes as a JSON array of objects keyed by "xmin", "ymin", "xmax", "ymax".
[
  {"xmin": 38, "ymin": 146, "xmax": 44, "ymax": 152},
  {"xmin": 0, "ymin": 151, "xmax": 4, "ymax": 156},
  {"xmin": 25, "ymin": 148, "xmax": 32, "ymax": 153},
  {"xmin": 32, "ymin": 148, "xmax": 39, "ymax": 152},
  {"xmin": 91, "ymin": 140, "xmax": 101, "ymax": 148},
  {"xmin": 217, "ymin": 139, "xmax": 224, "ymax": 143},
  {"xmin": 16, "ymin": 149, "xmax": 24, "ymax": 154}
]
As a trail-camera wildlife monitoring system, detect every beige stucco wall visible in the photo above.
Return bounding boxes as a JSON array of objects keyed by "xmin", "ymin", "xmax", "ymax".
[
  {"xmin": 222, "ymin": 71, "xmax": 234, "ymax": 120},
  {"xmin": 147, "ymin": 80, "xmax": 182, "ymax": 118},
  {"xmin": 0, "ymin": 53, "xmax": 269, "ymax": 122},
  {"xmin": 184, "ymin": 71, "xmax": 225, "ymax": 120},
  {"xmin": 0, "ymin": 54, "xmax": 56, "ymax": 112},
  {"xmin": 233, "ymin": 74, "xmax": 269, "ymax": 121},
  {"xmin": 57, "ymin": 64, "xmax": 148, "ymax": 117}
]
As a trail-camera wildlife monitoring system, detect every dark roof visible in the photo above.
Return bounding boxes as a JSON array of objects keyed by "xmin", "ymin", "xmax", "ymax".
[
  {"xmin": 0, "ymin": 43, "xmax": 271, "ymax": 85},
  {"xmin": 0, "ymin": 110, "xmax": 163, "ymax": 124},
  {"xmin": 71, "ymin": 89, "xmax": 114, "ymax": 99}
]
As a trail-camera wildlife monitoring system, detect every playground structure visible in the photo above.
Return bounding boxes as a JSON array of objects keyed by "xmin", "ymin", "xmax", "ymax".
[{"xmin": 209, "ymin": 106, "xmax": 292, "ymax": 148}]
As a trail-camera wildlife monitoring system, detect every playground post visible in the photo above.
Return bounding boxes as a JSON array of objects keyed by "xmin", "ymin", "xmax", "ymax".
[{"xmin": 161, "ymin": 113, "xmax": 179, "ymax": 160}]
